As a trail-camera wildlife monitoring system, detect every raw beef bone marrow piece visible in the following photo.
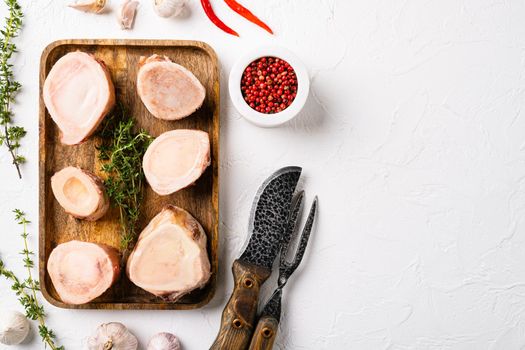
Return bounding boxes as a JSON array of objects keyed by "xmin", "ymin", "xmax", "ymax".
[
  {"xmin": 143, "ymin": 129, "xmax": 210, "ymax": 195},
  {"xmin": 137, "ymin": 54, "xmax": 206, "ymax": 120},
  {"xmin": 51, "ymin": 166, "xmax": 109, "ymax": 221},
  {"xmin": 47, "ymin": 241, "xmax": 120, "ymax": 305},
  {"xmin": 127, "ymin": 205, "xmax": 211, "ymax": 301},
  {"xmin": 43, "ymin": 51, "xmax": 115, "ymax": 145}
]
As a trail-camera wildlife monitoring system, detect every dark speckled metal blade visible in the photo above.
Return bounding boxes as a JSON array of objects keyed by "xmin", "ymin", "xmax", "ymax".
[{"xmin": 239, "ymin": 166, "xmax": 302, "ymax": 270}]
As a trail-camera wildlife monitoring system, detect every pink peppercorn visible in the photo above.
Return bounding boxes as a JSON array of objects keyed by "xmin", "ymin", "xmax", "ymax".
[{"xmin": 241, "ymin": 56, "xmax": 298, "ymax": 114}]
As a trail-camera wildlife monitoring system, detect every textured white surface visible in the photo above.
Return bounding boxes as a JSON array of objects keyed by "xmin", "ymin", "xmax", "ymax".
[{"xmin": 0, "ymin": 0, "xmax": 524, "ymax": 349}]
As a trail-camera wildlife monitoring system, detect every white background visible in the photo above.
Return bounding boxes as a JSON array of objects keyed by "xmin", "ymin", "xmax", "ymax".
[{"xmin": 1, "ymin": 0, "xmax": 525, "ymax": 349}]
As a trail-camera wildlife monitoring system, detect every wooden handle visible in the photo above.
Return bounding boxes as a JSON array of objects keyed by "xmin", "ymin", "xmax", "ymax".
[
  {"xmin": 210, "ymin": 259, "xmax": 271, "ymax": 350},
  {"xmin": 248, "ymin": 316, "xmax": 279, "ymax": 350}
]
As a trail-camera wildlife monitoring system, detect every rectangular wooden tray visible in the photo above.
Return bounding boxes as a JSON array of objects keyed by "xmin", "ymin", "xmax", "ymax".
[{"xmin": 39, "ymin": 39, "xmax": 219, "ymax": 310}]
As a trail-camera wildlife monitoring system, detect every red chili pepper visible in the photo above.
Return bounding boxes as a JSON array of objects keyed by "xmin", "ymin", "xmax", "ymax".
[
  {"xmin": 200, "ymin": 0, "xmax": 239, "ymax": 37},
  {"xmin": 224, "ymin": 0, "xmax": 273, "ymax": 34}
]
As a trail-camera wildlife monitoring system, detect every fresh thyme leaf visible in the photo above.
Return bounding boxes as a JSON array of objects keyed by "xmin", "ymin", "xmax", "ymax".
[
  {"xmin": 0, "ymin": 0, "xmax": 24, "ymax": 178},
  {"xmin": 97, "ymin": 105, "xmax": 152, "ymax": 254},
  {"xmin": 0, "ymin": 210, "xmax": 64, "ymax": 350}
]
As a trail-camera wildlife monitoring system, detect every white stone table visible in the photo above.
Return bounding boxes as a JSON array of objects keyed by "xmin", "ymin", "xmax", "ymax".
[{"xmin": 1, "ymin": 0, "xmax": 525, "ymax": 349}]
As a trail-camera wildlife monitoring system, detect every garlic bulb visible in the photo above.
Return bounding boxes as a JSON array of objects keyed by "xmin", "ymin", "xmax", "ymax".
[
  {"xmin": 87, "ymin": 322, "xmax": 138, "ymax": 350},
  {"xmin": 69, "ymin": 0, "xmax": 107, "ymax": 14},
  {"xmin": 147, "ymin": 332, "xmax": 181, "ymax": 350},
  {"xmin": 0, "ymin": 310, "xmax": 30, "ymax": 346},
  {"xmin": 152, "ymin": 0, "xmax": 185, "ymax": 18},
  {"xmin": 118, "ymin": 0, "xmax": 139, "ymax": 30}
]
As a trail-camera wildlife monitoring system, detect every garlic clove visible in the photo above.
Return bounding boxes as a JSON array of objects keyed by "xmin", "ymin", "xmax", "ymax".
[
  {"xmin": 0, "ymin": 310, "xmax": 30, "ymax": 346},
  {"xmin": 147, "ymin": 332, "xmax": 181, "ymax": 350},
  {"xmin": 118, "ymin": 0, "xmax": 139, "ymax": 30},
  {"xmin": 69, "ymin": 0, "xmax": 107, "ymax": 14},
  {"xmin": 152, "ymin": 0, "xmax": 185, "ymax": 18},
  {"xmin": 87, "ymin": 322, "xmax": 138, "ymax": 350}
]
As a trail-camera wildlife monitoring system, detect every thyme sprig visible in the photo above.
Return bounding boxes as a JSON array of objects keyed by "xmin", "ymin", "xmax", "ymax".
[
  {"xmin": 0, "ymin": 0, "xmax": 24, "ymax": 178},
  {"xmin": 0, "ymin": 210, "xmax": 64, "ymax": 350},
  {"xmin": 97, "ymin": 106, "xmax": 152, "ymax": 254}
]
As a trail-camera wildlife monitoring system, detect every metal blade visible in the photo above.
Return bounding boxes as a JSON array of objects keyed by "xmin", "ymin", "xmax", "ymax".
[
  {"xmin": 280, "ymin": 191, "xmax": 305, "ymax": 268},
  {"xmin": 239, "ymin": 166, "xmax": 302, "ymax": 270},
  {"xmin": 279, "ymin": 196, "xmax": 318, "ymax": 282}
]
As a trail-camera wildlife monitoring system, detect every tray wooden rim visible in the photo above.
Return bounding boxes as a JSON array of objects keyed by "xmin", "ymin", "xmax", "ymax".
[{"xmin": 38, "ymin": 39, "xmax": 220, "ymax": 310}]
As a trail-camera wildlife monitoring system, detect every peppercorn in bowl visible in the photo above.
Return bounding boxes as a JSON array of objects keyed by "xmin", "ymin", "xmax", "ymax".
[{"xmin": 229, "ymin": 46, "xmax": 310, "ymax": 127}]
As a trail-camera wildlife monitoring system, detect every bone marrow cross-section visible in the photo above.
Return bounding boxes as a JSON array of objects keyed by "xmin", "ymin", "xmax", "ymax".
[
  {"xmin": 47, "ymin": 241, "xmax": 120, "ymax": 305},
  {"xmin": 143, "ymin": 129, "xmax": 210, "ymax": 196},
  {"xmin": 137, "ymin": 54, "xmax": 206, "ymax": 120},
  {"xmin": 51, "ymin": 166, "xmax": 109, "ymax": 221},
  {"xmin": 43, "ymin": 51, "xmax": 115, "ymax": 145},
  {"xmin": 127, "ymin": 205, "xmax": 211, "ymax": 301}
]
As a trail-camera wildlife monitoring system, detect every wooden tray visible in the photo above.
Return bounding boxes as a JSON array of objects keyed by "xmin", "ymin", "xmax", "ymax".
[{"xmin": 39, "ymin": 39, "xmax": 219, "ymax": 310}]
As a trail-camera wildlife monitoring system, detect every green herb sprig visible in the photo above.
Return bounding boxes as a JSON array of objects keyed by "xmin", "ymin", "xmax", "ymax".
[
  {"xmin": 0, "ymin": 210, "xmax": 64, "ymax": 350},
  {"xmin": 0, "ymin": 0, "xmax": 24, "ymax": 178},
  {"xmin": 97, "ymin": 106, "xmax": 152, "ymax": 254}
]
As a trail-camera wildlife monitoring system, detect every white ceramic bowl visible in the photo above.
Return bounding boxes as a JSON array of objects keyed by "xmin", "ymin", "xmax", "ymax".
[{"xmin": 229, "ymin": 46, "xmax": 310, "ymax": 128}]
